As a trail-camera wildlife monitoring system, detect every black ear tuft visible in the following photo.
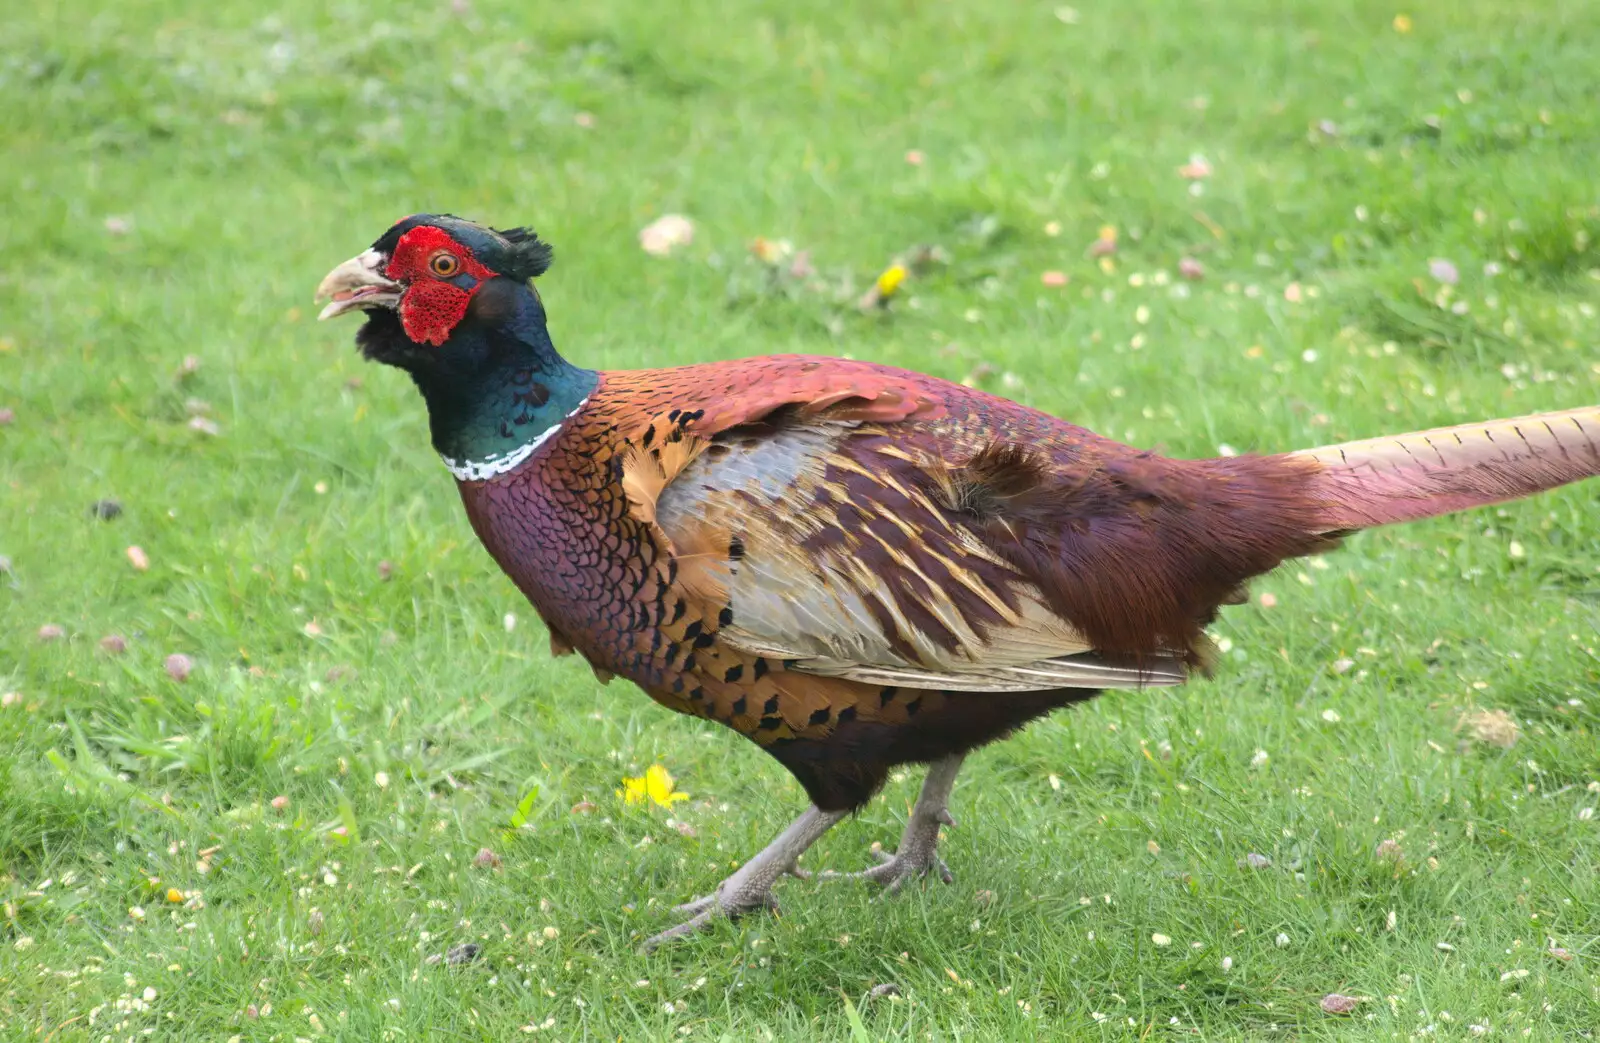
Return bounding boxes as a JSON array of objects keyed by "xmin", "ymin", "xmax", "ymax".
[{"xmin": 495, "ymin": 226, "xmax": 554, "ymax": 280}]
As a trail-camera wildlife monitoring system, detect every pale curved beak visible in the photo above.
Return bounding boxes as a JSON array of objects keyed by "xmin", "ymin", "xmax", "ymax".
[{"xmin": 315, "ymin": 248, "xmax": 402, "ymax": 321}]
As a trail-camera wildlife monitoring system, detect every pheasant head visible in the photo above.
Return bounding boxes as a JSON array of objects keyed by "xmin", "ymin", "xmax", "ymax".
[{"xmin": 316, "ymin": 214, "xmax": 595, "ymax": 479}]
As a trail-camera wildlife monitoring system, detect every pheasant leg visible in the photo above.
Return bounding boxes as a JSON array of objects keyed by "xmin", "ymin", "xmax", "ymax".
[
  {"xmin": 821, "ymin": 754, "xmax": 965, "ymax": 894},
  {"xmin": 641, "ymin": 804, "xmax": 846, "ymax": 951}
]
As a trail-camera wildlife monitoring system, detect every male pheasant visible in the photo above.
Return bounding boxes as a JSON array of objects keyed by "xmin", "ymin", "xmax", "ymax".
[{"xmin": 317, "ymin": 214, "xmax": 1600, "ymax": 949}]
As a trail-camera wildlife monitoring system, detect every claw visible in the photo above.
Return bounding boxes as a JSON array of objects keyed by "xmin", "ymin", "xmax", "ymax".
[
  {"xmin": 643, "ymin": 888, "xmax": 778, "ymax": 952},
  {"xmin": 935, "ymin": 808, "xmax": 956, "ymax": 828},
  {"xmin": 819, "ymin": 846, "xmax": 956, "ymax": 892},
  {"xmin": 672, "ymin": 894, "xmax": 716, "ymax": 917},
  {"xmin": 641, "ymin": 907, "xmax": 720, "ymax": 952}
]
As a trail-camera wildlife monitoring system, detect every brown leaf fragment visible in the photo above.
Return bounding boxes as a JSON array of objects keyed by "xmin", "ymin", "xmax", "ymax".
[{"xmin": 1459, "ymin": 708, "xmax": 1519, "ymax": 748}]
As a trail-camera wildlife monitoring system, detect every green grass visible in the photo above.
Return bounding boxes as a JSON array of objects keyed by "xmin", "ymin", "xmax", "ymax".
[{"xmin": 3, "ymin": 0, "xmax": 1599, "ymax": 1038}]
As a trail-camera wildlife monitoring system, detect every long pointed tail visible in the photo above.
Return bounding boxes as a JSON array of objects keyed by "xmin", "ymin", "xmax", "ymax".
[{"xmin": 1291, "ymin": 406, "xmax": 1600, "ymax": 532}]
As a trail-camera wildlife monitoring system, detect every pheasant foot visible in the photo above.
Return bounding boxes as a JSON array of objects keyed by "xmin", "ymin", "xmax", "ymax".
[
  {"xmin": 641, "ymin": 805, "xmax": 845, "ymax": 951},
  {"xmin": 819, "ymin": 754, "xmax": 965, "ymax": 896}
]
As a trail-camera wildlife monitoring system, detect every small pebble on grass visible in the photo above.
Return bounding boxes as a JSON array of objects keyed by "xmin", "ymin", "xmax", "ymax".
[{"xmin": 1320, "ymin": 994, "xmax": 1361, "ymax": 1015}]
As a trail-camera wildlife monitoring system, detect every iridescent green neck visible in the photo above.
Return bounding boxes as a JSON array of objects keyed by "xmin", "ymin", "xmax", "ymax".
[{"xmin": 409, "ymin": 291, "xmax": 597, "ymax": 481}]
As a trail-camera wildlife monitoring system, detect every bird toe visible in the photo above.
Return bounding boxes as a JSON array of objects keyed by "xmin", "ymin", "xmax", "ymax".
[{"xmin": 818, "ymin": 846, "xmax": 954, "ymax": 893}]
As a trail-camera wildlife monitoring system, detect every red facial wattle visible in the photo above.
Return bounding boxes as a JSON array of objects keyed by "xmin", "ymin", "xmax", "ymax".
[{"xmin": 384, "ymin": 226, "xmax": 498, "ymax": 346}]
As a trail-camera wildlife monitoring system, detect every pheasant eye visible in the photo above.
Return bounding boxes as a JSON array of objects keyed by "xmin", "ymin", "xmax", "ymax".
[{"xmin": 429, "ymin": 252, "xmax": 460, "ymax": 277}]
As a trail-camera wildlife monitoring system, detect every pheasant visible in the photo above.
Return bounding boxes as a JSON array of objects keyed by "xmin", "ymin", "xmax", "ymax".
[{"xmin": 317, "ymin": 214, "xmax": 1600, "ymax": 949}]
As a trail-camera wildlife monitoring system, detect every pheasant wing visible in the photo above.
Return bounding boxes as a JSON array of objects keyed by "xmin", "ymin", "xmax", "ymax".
[{"xmin": 645, "ymin": 414, "xmax": 1187, "ymax": 692}]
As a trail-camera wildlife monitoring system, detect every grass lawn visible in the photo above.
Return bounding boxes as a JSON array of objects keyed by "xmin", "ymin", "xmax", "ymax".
[{"xmin": 4, "ymin": 0, "xmax": 1600, "ymax": 1037}]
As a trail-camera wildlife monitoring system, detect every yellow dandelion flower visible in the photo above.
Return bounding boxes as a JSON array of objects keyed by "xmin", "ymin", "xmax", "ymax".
[
  {"xmin": 874, "ymin": 264, "xmax": 908, "ymax": 298},
  {"xmin": 1392, "ymin": 13, "xmax": 1412, "ymax": 33},
  {"xmin": 617, "ymin": 764, "xmax": 689, "ymax": 808}
]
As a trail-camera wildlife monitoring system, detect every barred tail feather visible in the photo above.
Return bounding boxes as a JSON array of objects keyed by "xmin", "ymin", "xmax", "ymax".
[{"xmin": 1292, "ymin": 406, "xmax": 1600, "ymax": 531}]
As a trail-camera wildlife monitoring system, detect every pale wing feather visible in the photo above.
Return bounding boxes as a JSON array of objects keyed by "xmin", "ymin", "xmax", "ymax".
[{"xmin": 795, "ymin": 654, "xmax": 1186, "ymax": 691}]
